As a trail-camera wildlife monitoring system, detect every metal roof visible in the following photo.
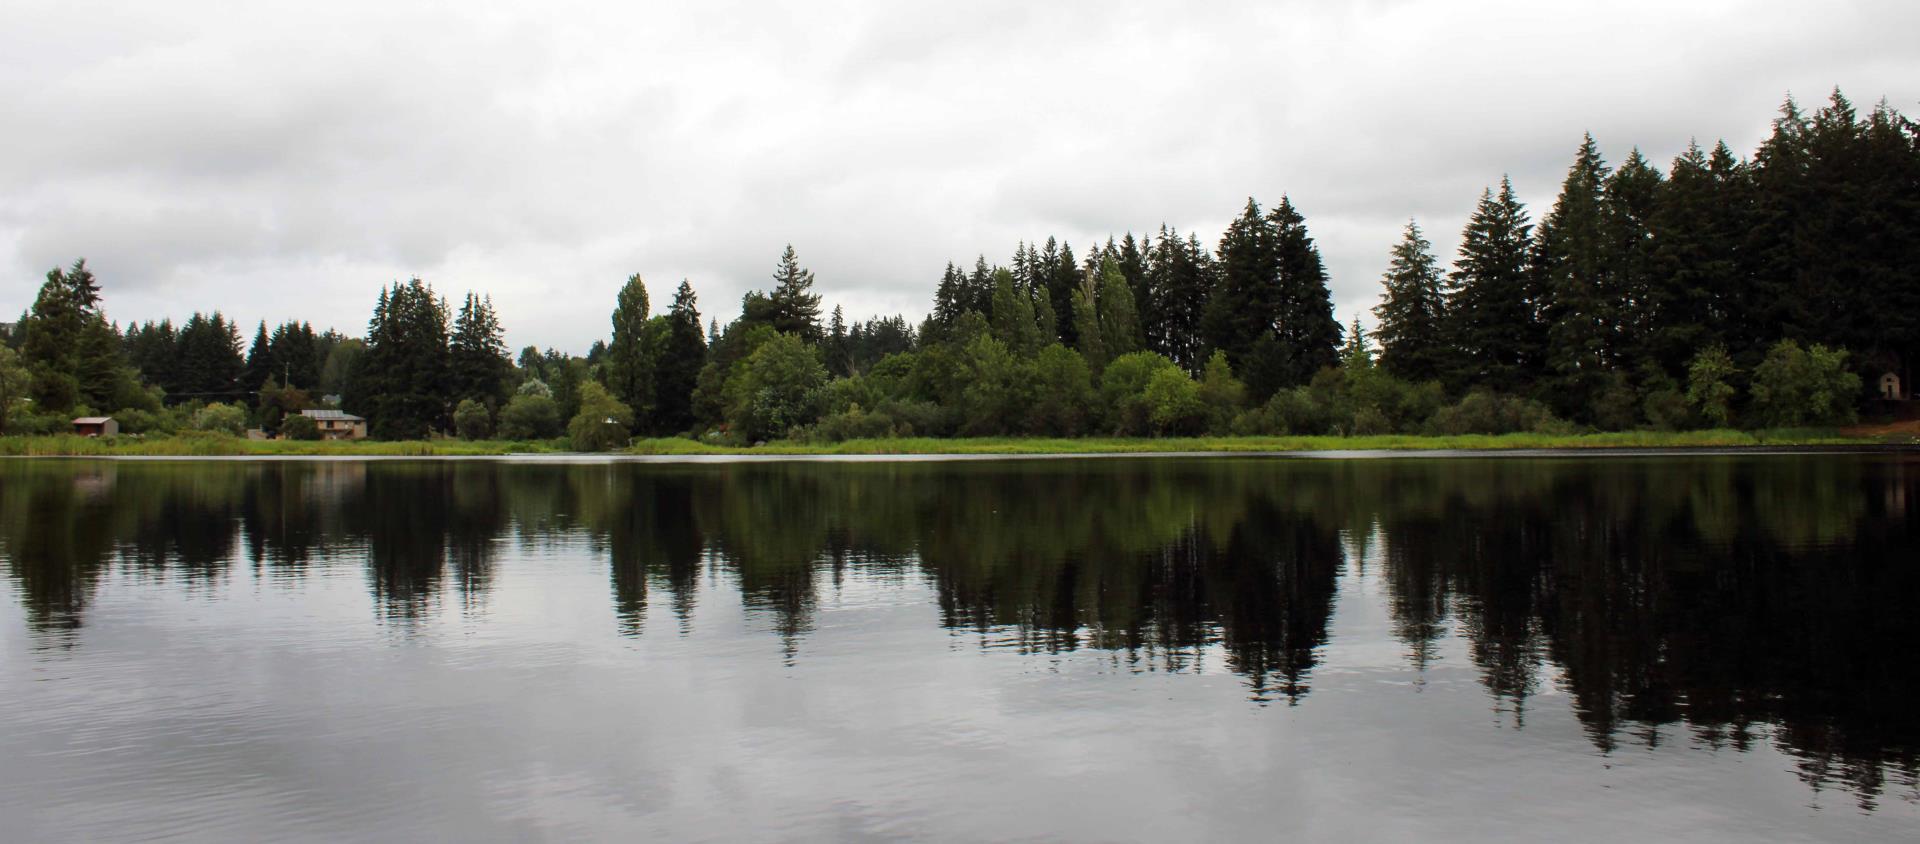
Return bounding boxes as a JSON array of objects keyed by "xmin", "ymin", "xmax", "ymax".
[
  {"xmin": 73, "ymin": 417, "xmax": 113, "ymax": 424},
  {"xmin": 300, "ymin": 409, "xmax": 365, "ymax": 421}
]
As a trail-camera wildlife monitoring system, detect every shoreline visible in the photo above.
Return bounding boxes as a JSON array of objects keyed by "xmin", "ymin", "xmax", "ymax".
[{"xmin": 0, "ymin": 431, "xmax": 1910, "ymax": 462}]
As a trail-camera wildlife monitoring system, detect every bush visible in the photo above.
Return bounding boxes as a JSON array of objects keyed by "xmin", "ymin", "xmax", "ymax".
[
  {"xmin": 191, "ymin": 402, "xmax": 247, "ymax": 435},
  {"xmin": 725, "ymin": 333, "xmax": 827, "ymax": 441},
  {"xmin": 1195, "ymin": 351, "xmax": 1248, "ymax": 435},
  {"xmin": 1749, "ymin": 340, "xmax": 1860, "ymax": 427},
  {"xmin": 1100, "ymin": 351, "xmax": 1182, "ymax": 436},
  {"xmin": 1026, "ymin": 345, "xmax": 1096, "ymax": 437},
  {"xmin": 568, "ymin": 382, "xmax": 634, "ymax": 452},
  {"xmin": 281, "ymin": 413, "xmax": 321, "ymax": 441},
  {"xmin": 453, "ymin": 398, "xmax": 493, "ymax": 440},
  {"xmin": 1686, "ymin": 345, "xmax": 1739, "ymax": 427},
  {"xmin": 498, "ymin": 393, "xmax": 561, "ymax": 439},
  {"xmin": 1641, "ymin": 387, "xmax": 1693, "ymax": 432},
  {"xmin": 1144, "ymin": 367, "xmax": 1206, "ymax": 436},
  {"xmin": 113, "ymin": 408, "xmax": 175, "ymax": 435},
  {"xmin": 807, "ymin": 403, "xmax": 898, "ymax": 442},
  {"xmin": 1425, "ymin": 390, "xmax": 1565, "ymax": 436}
]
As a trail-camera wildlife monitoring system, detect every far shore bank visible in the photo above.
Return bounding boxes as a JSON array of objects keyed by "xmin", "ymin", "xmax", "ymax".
[{"xmin": 1, "ymin": 429, "xmax": 1907, "ymax": 460}]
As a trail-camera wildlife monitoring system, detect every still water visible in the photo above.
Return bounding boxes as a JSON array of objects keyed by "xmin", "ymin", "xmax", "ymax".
[{"xmin": 0, "ymin": 454, "xmax": 1915, "ymax": 841}]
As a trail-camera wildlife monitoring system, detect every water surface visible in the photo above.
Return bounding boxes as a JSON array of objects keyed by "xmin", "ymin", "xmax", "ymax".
[{"xmin": 1, "ymin": 455, "xmax": 1916, "ymax": 841}]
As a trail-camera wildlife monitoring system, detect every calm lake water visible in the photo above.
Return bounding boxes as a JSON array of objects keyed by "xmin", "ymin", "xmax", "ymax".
[{"xmin": 1, "ymin": 454, "xmax": 1916, "ymax": 841}]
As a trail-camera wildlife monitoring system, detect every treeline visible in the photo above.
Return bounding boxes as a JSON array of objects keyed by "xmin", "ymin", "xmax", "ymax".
[{"xmin": 1, "ymin": 89, "xmax": 1912, "ymax": 444}]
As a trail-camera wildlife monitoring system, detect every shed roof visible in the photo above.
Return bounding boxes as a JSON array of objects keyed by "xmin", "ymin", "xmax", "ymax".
[
  {"xmin": 73, "ymin": 417, "xmax": 114, "ymax": 424},
  {"xmin": 300, "ymin": 409, "xmax": 365, "ymax": 421}
]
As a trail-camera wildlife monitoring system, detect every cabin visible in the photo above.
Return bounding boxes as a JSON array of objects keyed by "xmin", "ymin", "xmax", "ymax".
[
  {"xmin": 1878, "ymin": 371, "xmax": 1905, "ymax": 402},
  {"xmin": 72, "ymin": 416, "xmax": 119, "ymax": 437},
  {"xmin": 300, "ymin": 409, "xmax": 368, "ymax": 440}
]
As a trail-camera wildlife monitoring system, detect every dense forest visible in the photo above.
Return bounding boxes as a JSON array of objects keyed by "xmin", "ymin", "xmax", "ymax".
[{"xmin": 1, "ymin": 89, "xmax": 1913, "ymax": 445}]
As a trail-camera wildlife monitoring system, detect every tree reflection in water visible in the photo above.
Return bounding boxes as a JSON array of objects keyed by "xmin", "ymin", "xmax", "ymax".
[{"xmin": 0, "ymin": 455, "xmax": 1914, "ymax": 804}]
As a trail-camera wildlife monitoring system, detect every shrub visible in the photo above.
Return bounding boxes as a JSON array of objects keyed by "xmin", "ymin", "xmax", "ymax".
[
  {"xmin": 725, "ymin": 333, "xmax": 827, "ymax": 441},
  {"xmin": 568, "ymin": 382, "xmax": 635, "ymax": 452},
  {"xmin": 1195, "ymin": 351, "xmax": 1247, "ymax": 435},
  {"xmin": 1025, "ymin": 345, "xmax": 1095, "ymax": 437},
  {"xmin": 453, "ymin": 398, "xmax": 493, "ymax": 440},
  {"xmin": 1749, "ymin": 340, "xmax": 1860, "ymax": 427},
  {"xmin": 280, "ymin": 413, "xmax": 321, "ymax": 441},
  {"xmin": 1685, "ymin": 345, "xmax": 1739, "ymax": 427},
  {"xmin": 498, "ymin": 393, "xmax": 562, "ymax": 439},
  {"xmin": 191, "ymin": 402, "xmax": 247, "ymax": 435},
  {"xmin": 1235, "ymin": 387, "xmax": 1334, "ymax": 436},
  {"xmin": 1425, "ymin": 390, "xmax": 1564, "ymax": 435},
  {"xmin": 1143, "ymin": 367, "xmax": 1206, "ymax": 436},
  {"xmin": 1100, "ymin": 351, "xmax": 1182, "ymax": 436},
  {"xmin": 1641, "ymin": 387, "xmax": 1693, "ymax": 432},
  {"xmin": 807, "ymin": 403, "xmax": 898, "ymax": 442}
]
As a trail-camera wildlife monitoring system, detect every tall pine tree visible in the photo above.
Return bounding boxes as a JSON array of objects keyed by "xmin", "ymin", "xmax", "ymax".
[{"xmin": 1372, "ymin": 220, "xmax": 1448, "ymax": 382}]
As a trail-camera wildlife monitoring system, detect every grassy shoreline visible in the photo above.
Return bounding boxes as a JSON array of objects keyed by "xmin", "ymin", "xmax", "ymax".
[{"xmin": 0, "ymin": 428, "xmax": 1887, "ymax": 458}]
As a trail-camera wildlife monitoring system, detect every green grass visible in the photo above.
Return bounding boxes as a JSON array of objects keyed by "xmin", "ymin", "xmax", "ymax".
[
  {"xmin": 0, "ymin": 434, "xmax": 571, "ymax": 457},
  {"xmin": 0, "ymin": 428, "xmax": 1872, "ymax": 458},
  {"xmin": 626, "ymin": 428, "xmax": 1865, "ymax": 456}
]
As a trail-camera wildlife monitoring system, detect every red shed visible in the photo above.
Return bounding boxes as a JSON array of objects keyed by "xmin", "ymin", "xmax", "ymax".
[{"xmin": 73, "ymin": 417, "xmax": 119, "ymax": 437}]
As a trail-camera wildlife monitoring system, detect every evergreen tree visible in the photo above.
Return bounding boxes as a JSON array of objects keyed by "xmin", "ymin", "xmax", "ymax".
[
  {"xmin": 605, "ymin": 274, "xmax": 654, "ymax": 421},
  {"xmin": 768, "ymin": 245, "xmax": 824, "ymax": 341},
  {"xmin": 1147, "ymin": 228, "xmax": 1213, "ymax": 373},
  {"xmin": 242, "ymin": 322, "xmax": 273, "ymax": 395},
  {"xmin": 349, "ymin": 278, "xmax": 451, "ymax": 438},
  {"xmin": 175, "ymin": 312, "xmax": 245, "ymax": 402},
  {"xmin": 826, "ymin": 305, "xmax": 851, "ymax": 376},
  {"xmin": 1203, "ymin": 198, "xmax": 1278, "ymax": 369},
  {"xmin": 1444, "ymin": 178, "xmax": 1540, "ymax": 393},
  {"xmin": 1647, "ymin": 141, "xmax": 1738, "ymax": 373},
  {"xmin": 1603, "ymin": 148, "xmax": 1663, "ymax": 366},
  {"xmin": 1268, "ymin": 197, "xmax": 1342, "ymax": 385},
  {"xmin": 19, "ymin": 259, "xmax": 124, "ymax": 411},
  {"xmin": 449, "ymin": 292, "xmax": 510, "ymax": 405},
  {"xmin": 1372, "ymin": 220, "xmax": 1448, "ymax": 382},
  {"xmin": 1536, "ymin": 134, "xmax": 1614, "ymax": 418},
  {"xmin": 1040, "ymin": 237, "xmax": 1080, "ymax": 347},
  {"xmin": 653, "ymin": 280, "xmax": 707, "ymax": 434}
]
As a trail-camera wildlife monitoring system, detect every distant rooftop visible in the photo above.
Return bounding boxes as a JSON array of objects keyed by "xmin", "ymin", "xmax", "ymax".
[
  {"xmin": 73, "ymin": 416, "xmax": 113, "ymax": 424},
  {"xmin": 300, "ymin": 409, "xmax": 365, "ymax": 421}
]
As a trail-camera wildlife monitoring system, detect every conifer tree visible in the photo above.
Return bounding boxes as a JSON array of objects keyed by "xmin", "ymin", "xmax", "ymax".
[
  {"xmin": 768, "ymin": 245, "xmax": 824, "ymax": 341},
  {"xmin": 350, "ymin": 278, "xmax": 451, "ymax": 438},
  {"xmin": 449, "ymin": 292, "xmax": 510, "ymax": 405},
  {"xmin": 653, "ymin": 280, "xmax": 706, "ymax": 434},
  {"xmin": 242, "ymin": 322, "xmax": 273, "ymax": 395},
  {"xmin": 1372, "ymin": 220, "xmax": 1448, "ymax": 382},
  {"xmin": 20, "ymin": 259, "xmax": 124, "ymax": 411},
  {"xmin": 1268, "ymin": 197, "xmax": 1342, "ymax": 385},
  {"xmin": 826, "ymin": 305, "xmax": 851, "ymax": 377},
  {"xmin": 1603, "ymin": 148, "xmax": 1662, "ymax": 365},
  {"xmin": 1443, "ymin": 178, "xmax": 1539, "ymax": 393},
  {"xmin": 605, "ymin": 274, "xmax": 654, "ymax": 420},
  {"xmin": 1536, "ymin": 134, "xmax": 1614, "ymax": 417},
  {"xmin": 1202, "ymin": 198, "xmax": 1277, "ymax": 368}
]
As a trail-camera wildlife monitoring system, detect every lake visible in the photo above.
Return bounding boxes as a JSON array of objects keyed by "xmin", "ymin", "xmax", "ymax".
[{"xmin": 1, "ymin": 453, "xmax": 1915, "ymax": 841}]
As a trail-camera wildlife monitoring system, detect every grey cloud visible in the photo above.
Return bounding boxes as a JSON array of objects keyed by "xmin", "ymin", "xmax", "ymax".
[{"xmin": 1, "ymin": 0, "xmax": 1916, "ymax": 352}]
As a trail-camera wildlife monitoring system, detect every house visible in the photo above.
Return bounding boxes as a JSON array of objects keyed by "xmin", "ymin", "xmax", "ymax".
[
  {"xmin": 1877, "ymin": 371, "xmax": 1905, "ymax": 401},
  {"xmin": 300, "ymin": 409, "xmax": 368, "ymax": 440},
  {"xmin": 72, "ymin": 416, "xmax": 119, "ymax": 437}
]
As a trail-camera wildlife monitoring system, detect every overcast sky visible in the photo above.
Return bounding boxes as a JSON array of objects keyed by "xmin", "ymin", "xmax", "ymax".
[{"xmin": 3, "ymin": 1, "xmax": 1916, "ymax": 353}]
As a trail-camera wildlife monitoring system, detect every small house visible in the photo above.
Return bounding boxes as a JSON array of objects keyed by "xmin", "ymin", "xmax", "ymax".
[
  {"xmin": 73, "ymin": 416, "xmax": 119, "ymax": 437},
  {"xmin": 300, "ymin": 409, "xmax": 368, "ymax": 440},
  {"xmin": 1877, "ymin": 371, "xmax": 1905, "ymax": 402}
]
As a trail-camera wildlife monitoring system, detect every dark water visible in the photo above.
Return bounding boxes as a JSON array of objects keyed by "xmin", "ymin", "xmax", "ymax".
[{"xmin": 1, "ymin": 454, "xmax": 1916, "ymax": 842}]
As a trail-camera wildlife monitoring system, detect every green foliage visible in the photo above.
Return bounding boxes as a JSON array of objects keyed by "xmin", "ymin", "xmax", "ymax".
[
  {"xmin": 1095, "ymin": 256, "xmax": 1142, "ymax": 357},
  {"xmin": 20, "ymin": 259, "xmax": 127, "ymax": 412},
  {"xmin": 1373, "ymin": 221, "xmax": 1449, "ymax": 382},
  {"xmin": 191, "ymin": 402, "xmax": 248, "ymax": 435},
  {"xmin": 498, "ymin": 393, "xmax": 562, "ymax": 439},
  {"xmin": 1425, "ymin": 390, "xmax": 1567, "ymax": 436},
  {"xmin": 604, "ymin": 274, "xmax": 655, "ymax": 422},
  {"xmin": 1195, "ymin": 351, "xmax": 1246, "ymax": 435},
  {"xmin": 989, "ymin": 269, "xmax": 1042, "ymax": 355},
  {"xmin": 767, "ymin": 245, "xmax": 824, "ymax": 341},
  {"xmin": 1025, "ymin": 345, "xmax": 1095, "ymax": 436},
  {"xmin": 1685, "ymin": 345, "xmax": 1739, "ymax": 427},
  {"xmin": 453, "ymin": 398, "xmax": 493, "ymax": 440},
  {"xmin": 0, "ymin": 345, "xmax": 30, "ymax": 434},
  {"xmin": 1100, "ymin": 351, "xmax": 1182, "ymax": 436},
  {"xmin": 569, "ymin": 381, "xmax": 635, "ymax": 451},
  {"xmin": 450, "ymin": 292, "xmax": 510, "ymax": 405},
  {"xmin": 1749, "ymin": 340, "xmax": 1860, "ymax": 427},
  {"xmin": 724, "ymin": 332, "xmax": 827, "ymax": 442},
  {"xmin": 281, "ymin": 413, "xmax": 321, "ymax": 441},
  {"xmin": 1143, "ymin": 367, "xmax": 1206, "ymax": 435},
  {"xmin": 351, "ymin": 278, "xmax": 451, "ymax": 439},
  {"xmin": 956, "ymin": 334, "xmax": 1030, "ymax": 436}
]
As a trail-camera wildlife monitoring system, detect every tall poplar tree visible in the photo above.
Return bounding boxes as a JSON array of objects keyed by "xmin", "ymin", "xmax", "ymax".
[{"xmin": 605, "ymin": 274, "xmax": 654, "ymax": 418}]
